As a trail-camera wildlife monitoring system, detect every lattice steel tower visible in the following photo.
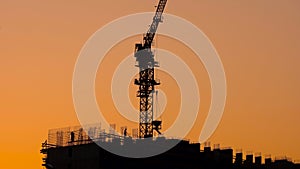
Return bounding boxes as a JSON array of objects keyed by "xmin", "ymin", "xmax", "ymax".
[{"xmin": 134, "ymin": 0, "xmax": 167, "ymax": 138}]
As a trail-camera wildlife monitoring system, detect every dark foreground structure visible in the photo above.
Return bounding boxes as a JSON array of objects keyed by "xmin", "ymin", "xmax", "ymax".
[{"xmin": 41, "ymin": 126, "xmax": 300, "ymax": 169}]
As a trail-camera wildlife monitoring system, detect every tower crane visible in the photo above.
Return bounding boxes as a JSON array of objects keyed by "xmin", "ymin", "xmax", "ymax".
[{"xmin": 134, "ymin": 0, "xmax": 167, "ymax": 138}]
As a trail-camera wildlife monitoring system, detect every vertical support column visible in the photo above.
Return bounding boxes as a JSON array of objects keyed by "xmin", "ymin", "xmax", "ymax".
[{"xmin": 134, "ymin": 47, "xmax": 159, "ymax": 138}]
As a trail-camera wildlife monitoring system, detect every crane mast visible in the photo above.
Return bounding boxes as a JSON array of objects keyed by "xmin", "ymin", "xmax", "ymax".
[{"xmin": 134, "ymin": 0, "xmax": 167, "ymax": 138}]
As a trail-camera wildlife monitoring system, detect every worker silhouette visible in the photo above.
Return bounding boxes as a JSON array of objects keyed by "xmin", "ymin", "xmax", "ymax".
[
  {"xmin": 70, "ymin": 132, "xmax": 75, "ymax": 142},
  {"xmin": 123, "ymin": 128, "xmax": 127, "ymax": 137}
]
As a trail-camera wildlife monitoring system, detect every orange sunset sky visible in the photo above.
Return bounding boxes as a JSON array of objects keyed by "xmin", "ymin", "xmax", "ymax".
[{"xmin": 1, "ymin": 0, "xmax": 300, "ymax": 168}]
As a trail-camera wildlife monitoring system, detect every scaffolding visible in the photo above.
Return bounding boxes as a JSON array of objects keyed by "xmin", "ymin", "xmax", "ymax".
[
  {"xmin": 42, "ymin": 124, "xmax": 140, "ymax": 149},
  {"xmin": 47, "ymin": 125, "xmax": 97, "ymax": 147}
]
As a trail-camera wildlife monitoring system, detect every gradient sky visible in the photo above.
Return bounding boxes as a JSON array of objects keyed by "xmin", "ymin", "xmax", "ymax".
[{"xmin": 1, "ymin": 0, "xmax": 300, "ymax": 168}]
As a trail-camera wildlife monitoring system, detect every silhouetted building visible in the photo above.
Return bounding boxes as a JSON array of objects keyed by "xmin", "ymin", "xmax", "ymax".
[{"xmin": 40, "ymin": 125, "xmax": 300, "ymax": 169}]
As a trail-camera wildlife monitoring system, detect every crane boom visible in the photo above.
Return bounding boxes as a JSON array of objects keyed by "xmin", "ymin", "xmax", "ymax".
[
  {"xmin": 143, "ymin": 0, "xmax": 168, "ymax": 48},
  {"xmin": 134, "ymin": 0, "xmax": 167, "ymax": 138}
]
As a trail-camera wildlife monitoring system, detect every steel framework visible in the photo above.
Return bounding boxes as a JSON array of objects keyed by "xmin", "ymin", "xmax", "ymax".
[{"xmin": 134, "ymin": 0, "xmax": 167, "ymax": 138}]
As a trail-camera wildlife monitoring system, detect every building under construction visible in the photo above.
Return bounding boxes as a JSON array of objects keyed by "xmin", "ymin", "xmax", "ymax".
[
  {"xmin": 40, "ymin": 125, "xmax": 300, "ymax": 169},
  {"xmin": 41, "ymin": 0, "xmax": 300, "ymax": 169}
]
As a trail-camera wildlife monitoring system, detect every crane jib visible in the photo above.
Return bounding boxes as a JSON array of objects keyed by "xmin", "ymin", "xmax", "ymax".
[{"xmin": 143, "ymin": 0, "xmax": 167, "ymax": 48}]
